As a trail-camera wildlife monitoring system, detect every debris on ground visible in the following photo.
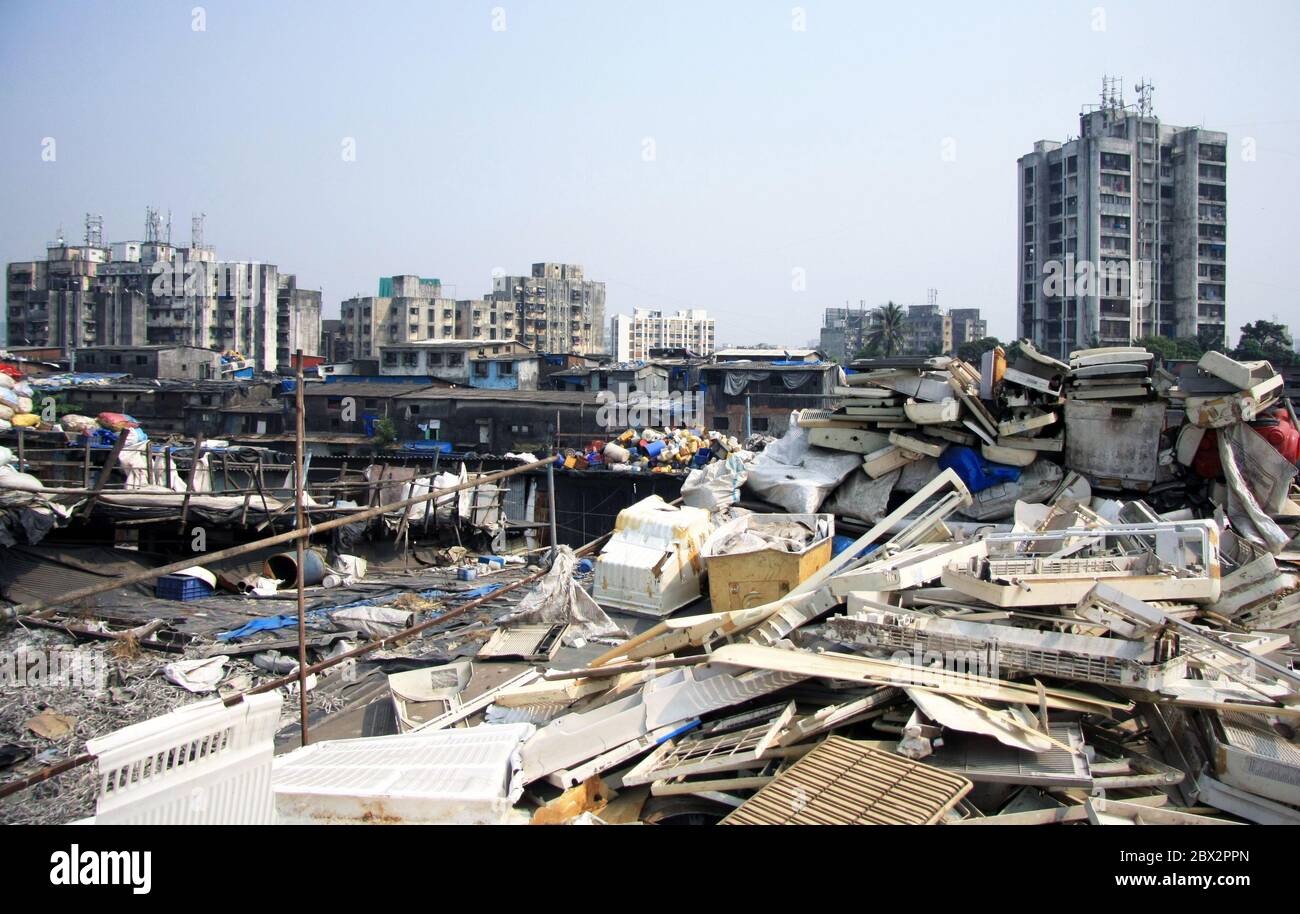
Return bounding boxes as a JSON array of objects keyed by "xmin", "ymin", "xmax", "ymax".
[{"xmin": 3, "ymin": 344, "xmax": 1300, "ymax": 826}]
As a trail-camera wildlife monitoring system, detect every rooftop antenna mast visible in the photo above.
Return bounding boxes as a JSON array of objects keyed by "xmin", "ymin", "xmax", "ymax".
[
  {"xmin": 84, "ymin": 213, "xmax": 103, "ymax": 248},
  {"xmin": 927, "ymin": 288, "xmax": 938, "ymax": 308},
  {"xmin": 191, "ymin": 212, "xmax": 206, "ymax": 250},
  {"xmin": 1101, "ymin": 75, "xmax": 1125, "ymax": 119},
  {"xmin": 145, "ymin": 207, "xmax": 163, "ymax": 243},
  {"xmin": 1135, "ymin": 79, "xmax": 1155, "ymax": 118}
]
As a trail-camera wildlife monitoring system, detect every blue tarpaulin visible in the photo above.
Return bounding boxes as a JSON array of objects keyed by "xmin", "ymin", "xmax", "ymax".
[{"xmin": 938, "ymin": 446, "xmax": 1021, "ymax": 494}]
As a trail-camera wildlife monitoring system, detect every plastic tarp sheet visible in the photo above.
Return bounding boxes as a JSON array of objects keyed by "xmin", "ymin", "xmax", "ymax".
[
  {"xmin": 497, "ymin": 546, "xmax": 626, "ymax": 645},
  {"xmin": 1218, "ymin": 424, "xmax": 1293, "ymax": 554},
  {"xmin": 937, "ymin": 446, "xmax": 1020, "ymax": 495},
  {"xmin": 723, "ymin": 371, "xmax": 815, "ymax": 396},
  {"xmin": 823, "ymin": 468, "xmax": 899, "ymax": 524},
  {"xmin": 681, "ymin": 453, "xmax": 749, "ymax": 511},
  {"xmin": 956, "ymin": 459, "xmax": 1064, "ymax": 522},
  {"xmin": 744, "ymin": 412, "xmax": 862, "ymax": 513}
]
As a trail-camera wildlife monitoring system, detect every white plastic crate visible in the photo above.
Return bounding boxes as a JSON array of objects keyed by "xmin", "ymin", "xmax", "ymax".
[
  {"xmin": 85, "ymin": 692, "xmax": 282, "ymax": 825},
  {"xmin": 272, "ymin": 723, "xmax": 534, "ymax": 825}
]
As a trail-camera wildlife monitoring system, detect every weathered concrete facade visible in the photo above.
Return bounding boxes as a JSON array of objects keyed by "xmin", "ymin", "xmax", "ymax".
[
  {"xmin": 73, "ymin": 344, "xmax": 224, "ymax": 380},
  {"xmin": 1018, "ymin": 89, "xmax": 1228, "ymax": 357}
]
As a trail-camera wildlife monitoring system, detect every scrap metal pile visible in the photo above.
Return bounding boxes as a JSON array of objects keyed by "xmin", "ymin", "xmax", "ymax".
[{"xmin": 8, "ymin": 346, "xmax": 1300, "ymax": 826}]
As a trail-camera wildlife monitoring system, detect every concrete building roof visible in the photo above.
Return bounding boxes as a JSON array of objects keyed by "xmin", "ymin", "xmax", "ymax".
[
  {"xmin": 394, "ymin": 387, "xmax": 604, "ymax": 405},
  {"xmin": 297, "ymin": 382, "xmax": 440, "ymax": 398},
  {"xmin": 714, "ymin": 348, "xmax": 822, "ymax": 361}
]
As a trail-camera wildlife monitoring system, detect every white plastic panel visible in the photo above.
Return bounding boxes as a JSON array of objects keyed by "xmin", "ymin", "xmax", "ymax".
[
  {"xmin": 272, "ymin": 723, "xmax": 534, "ymax": 825},
  {"xmin": 86, "ymin": 692, "xmax": 283, "ymax": 825}
]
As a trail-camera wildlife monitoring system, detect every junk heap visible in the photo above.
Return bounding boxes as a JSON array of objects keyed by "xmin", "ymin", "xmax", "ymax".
[{"xmin": 4, "ymin": 345, "xmax": 1300, "ymax": 825}]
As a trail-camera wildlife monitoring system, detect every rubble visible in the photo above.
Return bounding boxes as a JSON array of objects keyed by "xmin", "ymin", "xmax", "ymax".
[{"xmin": 3, "ymin": 343, "xmax": 1300, "ymax": 826}]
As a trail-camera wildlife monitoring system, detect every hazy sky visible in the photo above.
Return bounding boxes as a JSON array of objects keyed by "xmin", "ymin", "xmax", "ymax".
[{"xmin": 2, "ymin": 0, "xmax": 1297, "ymax": 346}]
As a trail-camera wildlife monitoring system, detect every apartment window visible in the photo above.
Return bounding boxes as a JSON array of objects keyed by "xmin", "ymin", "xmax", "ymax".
[
  {"xmin": 427, "ymin": 352, "xmax": 443, "ymax": 366},
  {"xmin": 499, "ymin": 361, "xmax": 514, "ymax": 376},
  {"xmin": 384, "ymin": 352, "xmax": 398, "ymax": 367},
  {"xmin": 448, "ymin": 353, "xmax": 463, "ymax": 367},
  {"xmin": 136, "ymin": 355, "xmax": 148, "ymax": 365},
  {"xmin": 473, "ymin": 362, "xmax": 489, "ymax": 378}
]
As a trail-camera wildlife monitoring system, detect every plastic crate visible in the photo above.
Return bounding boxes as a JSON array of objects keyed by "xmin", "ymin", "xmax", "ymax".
[
  {"xmin": 156, "ymin": 574, "xmax": 214, "ymax": 601},
  {"xmin": 86, "ymin": 692, "xmax": 283, "ymax": 824}
]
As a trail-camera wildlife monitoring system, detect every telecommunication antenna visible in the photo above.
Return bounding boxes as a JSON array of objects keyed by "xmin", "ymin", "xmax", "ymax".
[
  {"xmin": 84, "ymin": 213, "xmax": 103, "ymax": 248},
  {"xmin": 1135, "ymin": 79, "xmax": 1155, "ymax": 117},
  {"xmin": 191, "ymin": 212, "xmax": 206, "ymax": 250},
  {"xmin": 145, "ymin": 207, "xmax": 163, "ymax": 243}
]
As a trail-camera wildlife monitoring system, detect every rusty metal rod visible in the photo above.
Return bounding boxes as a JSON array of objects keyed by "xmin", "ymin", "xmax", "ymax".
[
  {"xmin": 293, "ymin": 351, "xmax": 310, "ymax": 747},
  {"xmin": 0, "ymin": 524, "xmax": 617, "ymax": 801}
]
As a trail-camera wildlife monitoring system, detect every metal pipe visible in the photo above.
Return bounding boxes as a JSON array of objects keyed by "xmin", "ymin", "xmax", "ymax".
[
  {"xmin": 546, "ymin": 458, "xmax": 558, "ymax": 562},
  {"xmin": 0, "ymin": 522, "xmax": 619, "ymax": 801},
  {"xmin": 1, "ymin": 456, "xmax": 553, "ymax": 623},
  {"xmin": 293, "ymin": 350, "xmax": 309, "ymax": 747},
  {"xmin": 242, "ymin": 525, "xmax": 616, "ymax": 698}
]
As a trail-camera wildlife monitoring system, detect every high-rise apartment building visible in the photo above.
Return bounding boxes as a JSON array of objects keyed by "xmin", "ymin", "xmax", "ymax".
[
  {"xmin": 492, "ymin": 263, "xmax": 605, "ymax": 354},
  {"xmin": 337, "ymin": 276, "xmax": 524, "ymax": 360},
  {"xmin": 338, "ymin": 276, "xmax": 457, "ymax": 360},
  {"xmin": 5, "ymin": 212, "xmax": 319, "ymax": 370},
  {"xmin": 1017, "ymin": 81, "xmax": 1228, "ymax": 358},
  {"xmin": 819, "ymin": 305, "xmax": 872, "ymax": 362},
  {"xmin": 946, "ymin": 308, "xmax": 988, "ymax": 352},
  {"xmin": 610, "ymin": 308, "xmax": 715, "ymax": 362}
]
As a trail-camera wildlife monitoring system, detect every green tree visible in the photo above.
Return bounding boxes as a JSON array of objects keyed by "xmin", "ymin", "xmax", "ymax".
[
  {"xmin": 1137, "ymin": 335, "xmax": 1203, "ymax": 362},
  {"xmin": 866, "ymin": 301, "xmax": 905, "ymax": 358},
  {"xmin": 957, "ymin": 336, "xmax": 1001, "ymax": 364},
  {"xmin": 371, "ymin": 417, "xmax": 398, "ymax": 450},
  {"xmin": 1197, "ymin": 325, "xmax": 1227, "ymax": 353},
  {"xmin": 1231, "ymin": 320, "xmax": 1296, "ymax": 366}
]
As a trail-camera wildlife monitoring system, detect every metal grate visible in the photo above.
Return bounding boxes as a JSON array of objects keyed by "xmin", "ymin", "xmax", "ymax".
[
  {"xmin": 1220, "ymin": 714, "xmax": 1300, "ymax": 766},
  {"xmin": 834, "ymin": 615, "xmax": 1184, "ymax": 690},
  {"xmin": 622, "ymin": 703, "xmax": 794, "ymax": 786},
  {"xmin": 477, "ymin": 623, "xmax": 565, "ymax": 661},
  {"xmin": 720, "ymin": 737, "xmax": 971, "ymax": 825}
]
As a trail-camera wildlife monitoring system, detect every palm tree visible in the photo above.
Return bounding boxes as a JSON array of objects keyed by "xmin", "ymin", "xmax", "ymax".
[{"xmin": 867, "ymin": 301, "xmax": 905, "ymax": 358}]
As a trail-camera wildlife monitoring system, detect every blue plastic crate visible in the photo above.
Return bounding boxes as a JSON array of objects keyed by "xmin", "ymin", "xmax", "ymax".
[{"xmin": 156, "ymin": 574, "xmax": 214, "ymax": 602}]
